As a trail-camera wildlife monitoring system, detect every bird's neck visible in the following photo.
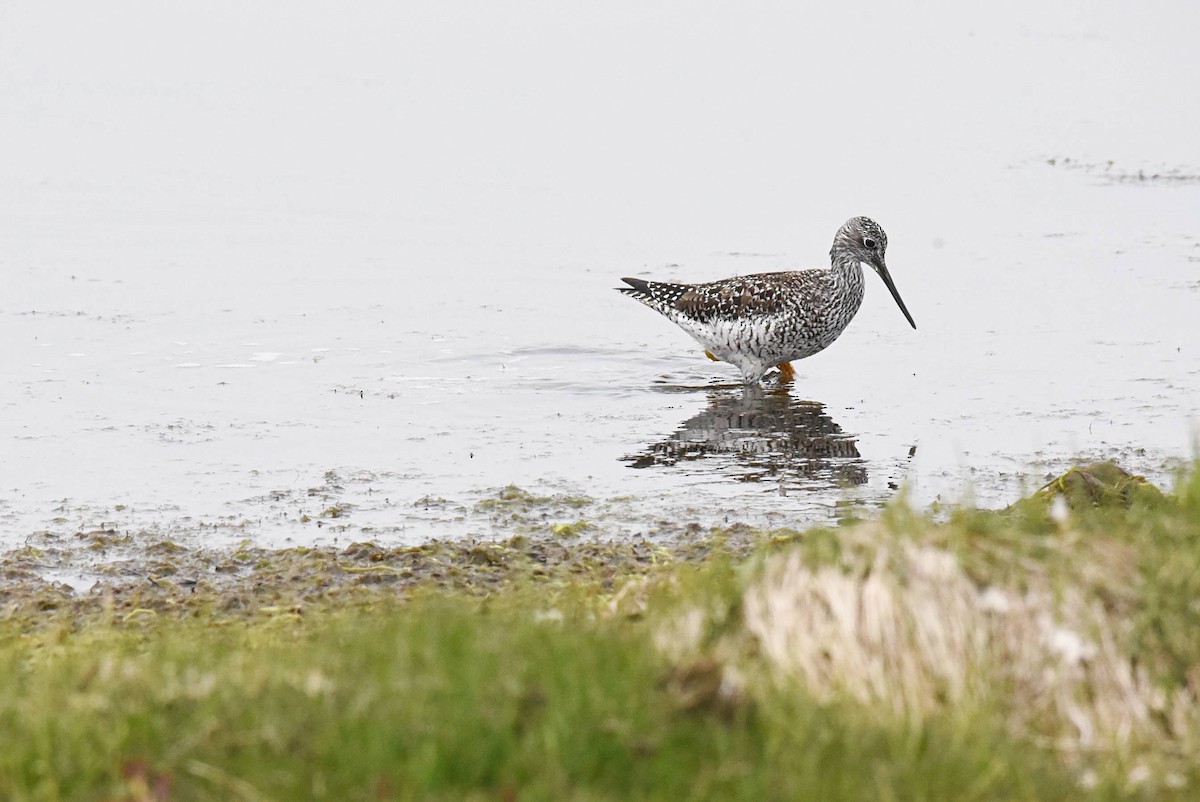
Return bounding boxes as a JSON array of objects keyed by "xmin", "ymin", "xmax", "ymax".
[
  {"xmin": 829, "ymin": 250, "xmax": 865, "ymax": 297},
  {"xmin": 819, "ymin": 250, "xmax": 866, "ymax": 341}
]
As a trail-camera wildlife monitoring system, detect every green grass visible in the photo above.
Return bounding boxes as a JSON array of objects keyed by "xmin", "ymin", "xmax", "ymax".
[
  {"xmin": 0, "ymin": 593, "xmax": 1081, "ymax": 802},
  {"xmin": 3, "ymin": 460, "xmax": 1200, "ymax": 800}
]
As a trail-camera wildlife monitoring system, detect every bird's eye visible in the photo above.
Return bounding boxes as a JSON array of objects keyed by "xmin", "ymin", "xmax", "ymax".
[{"xmin": 863, "ymin": 237, "xmax": 877, "ymax": 250}]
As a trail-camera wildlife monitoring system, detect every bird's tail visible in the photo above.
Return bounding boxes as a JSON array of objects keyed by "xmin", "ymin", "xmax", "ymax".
[
  {"xmin": 615, "ymin": 276, "xmax": 652, "ymax": 296},
  {"xmin": 615, "ymin": 277, "xmax": 689, "ymax": 310}
]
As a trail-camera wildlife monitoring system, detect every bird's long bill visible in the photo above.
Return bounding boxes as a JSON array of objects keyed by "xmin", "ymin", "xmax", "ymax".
[{"xmin": 874, "ymin": 260, "xmax": 916, "ymax": 329}]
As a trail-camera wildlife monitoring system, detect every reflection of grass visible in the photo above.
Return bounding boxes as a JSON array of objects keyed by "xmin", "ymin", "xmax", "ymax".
[{"xmin": 3, "ymin": 462, "xmax": 1200, "ymax": 799}]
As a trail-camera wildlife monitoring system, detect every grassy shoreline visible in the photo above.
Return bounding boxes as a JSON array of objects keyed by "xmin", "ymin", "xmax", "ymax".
[{"xmin": 3, "ymin": 461, "xmax": 1199, "ymax": 800}]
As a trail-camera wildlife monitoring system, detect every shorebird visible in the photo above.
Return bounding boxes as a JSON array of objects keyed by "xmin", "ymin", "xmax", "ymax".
[{"xmin": 617, "ymin": 217, "xmax": 916, "ymax": 384}]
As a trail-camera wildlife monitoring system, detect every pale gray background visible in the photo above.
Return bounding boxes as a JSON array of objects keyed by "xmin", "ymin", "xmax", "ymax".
[{"xmin": 2, "ymin": 1, "xmax": 1197, "ymax": 554}]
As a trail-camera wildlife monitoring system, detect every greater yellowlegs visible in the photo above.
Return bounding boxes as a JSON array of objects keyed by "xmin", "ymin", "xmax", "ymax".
[{"xmin": 618, "ymin": 217, "xmax": 916, "ymax": 383}]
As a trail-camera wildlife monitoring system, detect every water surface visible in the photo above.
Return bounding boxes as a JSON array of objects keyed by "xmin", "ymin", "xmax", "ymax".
[{"xmin": 1, "ymin": 2, "xmax": 1198, "ymax": 563}]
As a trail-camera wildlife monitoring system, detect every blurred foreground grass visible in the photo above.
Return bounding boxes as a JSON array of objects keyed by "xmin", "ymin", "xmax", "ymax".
[{"xmin": 2, "ymin": 461, "xmax": 1200, "ymax": 800}]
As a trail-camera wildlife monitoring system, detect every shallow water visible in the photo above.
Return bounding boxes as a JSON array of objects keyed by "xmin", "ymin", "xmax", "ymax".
[{"xmin": 2, "ymin": 2, "xmax": 1198, "ymax": 564}]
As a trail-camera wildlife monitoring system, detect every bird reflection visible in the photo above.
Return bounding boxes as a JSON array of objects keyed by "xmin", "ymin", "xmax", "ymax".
[{"xmin": 623, "ymin": 387, "xmax": 866, "ymax": 490}]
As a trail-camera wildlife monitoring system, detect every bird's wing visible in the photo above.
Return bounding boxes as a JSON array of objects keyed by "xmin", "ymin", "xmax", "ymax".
[{"xmin": 670, "ymin": 271, "xmax": 822, "ymax": 322}]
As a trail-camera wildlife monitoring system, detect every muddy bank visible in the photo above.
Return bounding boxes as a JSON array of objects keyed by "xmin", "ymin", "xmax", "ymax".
[
  {"xmin": 1, "ymin": 460, "xmax": 1172, "ymax": 630},
  {"xmin": 1, "ymin": 522, "xmax": 760, "ymax": 628}
]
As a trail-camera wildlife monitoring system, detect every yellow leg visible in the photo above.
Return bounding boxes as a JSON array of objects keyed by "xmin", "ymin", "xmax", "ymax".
[
  {"xmin": 704, "ymin": 350, "xmax": 719, "ymax": 362},
  {"xmin": 776, "ymin": 361, "xmax": 795, "ymax": 382}
]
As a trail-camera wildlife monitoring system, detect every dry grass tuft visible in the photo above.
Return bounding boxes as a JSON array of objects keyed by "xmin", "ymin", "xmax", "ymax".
[{"xmin": 740, "ymin": 522, "xmax": 1200, "ymax": 773}]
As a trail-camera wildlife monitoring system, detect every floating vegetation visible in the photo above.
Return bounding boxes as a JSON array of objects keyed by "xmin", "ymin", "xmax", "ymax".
[
  {"xmin": 1045, "ymin": 156, "xmax": 1200, "ymax": 185},
  {"xmin": 475, "ymin": 484, "xmax": 592, "ymax": 512},
  {"xmin": 1030, "ymin": 460, "xmax": 1165, "ymax": 509},
  {"xmin": 550, "ymin": 519, "xmax": 594, "ymax": 538}
]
